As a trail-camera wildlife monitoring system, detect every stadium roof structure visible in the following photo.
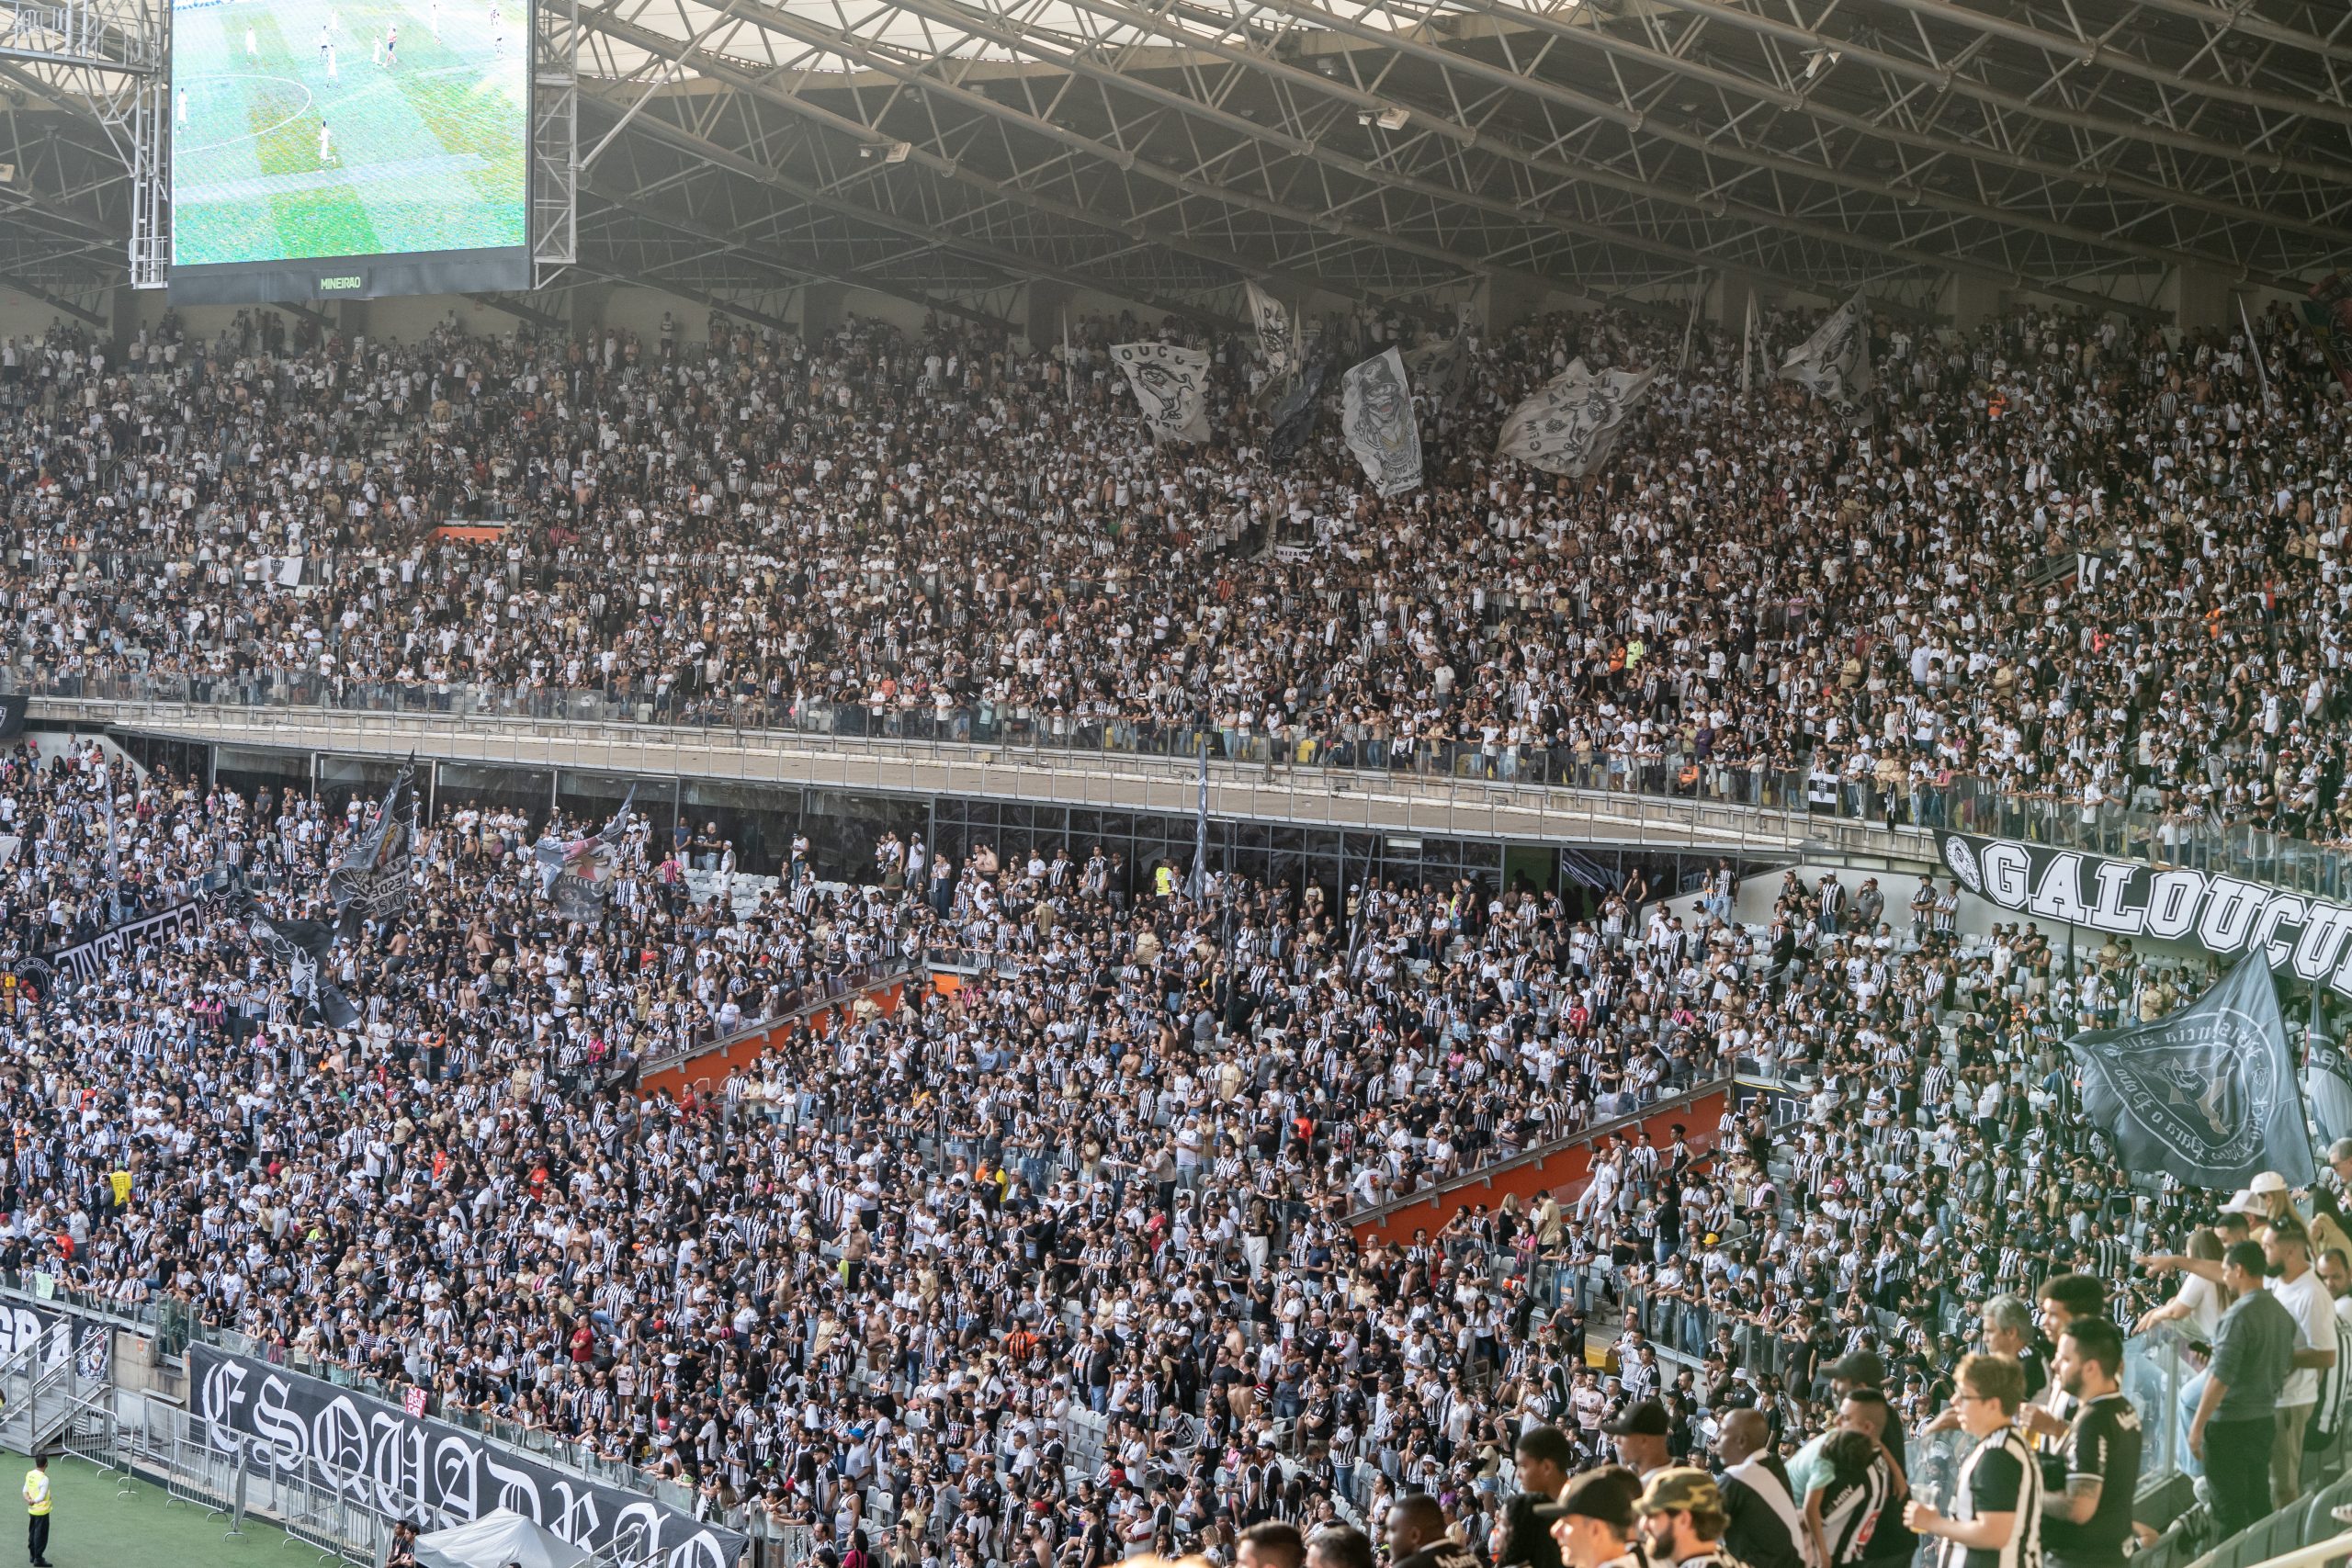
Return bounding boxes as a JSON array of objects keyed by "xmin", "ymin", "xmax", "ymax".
[{"xmin": 1, "ymin": 0, "xmax": 2349, "ymax": 321}]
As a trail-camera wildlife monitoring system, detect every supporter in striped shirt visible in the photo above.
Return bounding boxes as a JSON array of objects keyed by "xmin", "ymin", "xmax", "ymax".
[
  {"xmin": 1806, "ymin": 1429, "xmax": 1893, "ymax": 1568},
  {"xmin": 1906, "ymin": 1355, "xmax": 2042, "ymax": 1568}
]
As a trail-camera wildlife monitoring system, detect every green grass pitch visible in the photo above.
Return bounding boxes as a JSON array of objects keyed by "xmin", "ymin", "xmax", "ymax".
[{"xmin": 171, "ymin": 0, "xmax": 528, "ymax": 266}]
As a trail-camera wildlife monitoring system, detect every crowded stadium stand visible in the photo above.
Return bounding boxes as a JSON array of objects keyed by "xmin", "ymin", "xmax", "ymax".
[{"xmin": 5, "ymin": 5, "xmax": 2352, "ymax": 1568}]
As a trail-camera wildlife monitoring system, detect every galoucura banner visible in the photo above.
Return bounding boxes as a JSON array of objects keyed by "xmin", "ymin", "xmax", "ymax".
[
  {"xmin": 190, "ymin": 1345, "xmax": 749, "ymax": 1568},
  {"xmin": 1936, "ymin": 829, "xmax": 2352, "ymax": 1000}
]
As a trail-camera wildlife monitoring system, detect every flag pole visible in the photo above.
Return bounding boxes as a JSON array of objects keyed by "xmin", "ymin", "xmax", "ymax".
[
  {"xmin": 1189, "ymin": 731, "xmax": 1210, "ymax": 903},
  {"xmin": 1741, "ymin": 292, "xmax": 1755, "ymax": 396},
  {"xmin": 102, "ymin": 777, "xmax": 123, "ymax": 926},
  {"xmin": 2238, "ymin": 294, "xmax": 2273, "ymax": 412}
]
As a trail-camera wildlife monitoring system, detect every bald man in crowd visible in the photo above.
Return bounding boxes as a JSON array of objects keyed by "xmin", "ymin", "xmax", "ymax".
[{"xmin": 1718, "ymin": 1407, "xmax": 1809, "ymax": 1568}]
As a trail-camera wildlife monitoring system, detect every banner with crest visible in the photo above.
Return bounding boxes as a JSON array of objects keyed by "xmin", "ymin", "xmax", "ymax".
[
  {"xmin": 1109, "ymin": 342, "xmax": 1213, "ymax": 444},
  {"xmin": 1496, "ymin": 357, "xmax": 1657, "ymax": 479},
  {"xmin": 1340, "ymin": 347, "xmax": 1422, "ymax": 497}
]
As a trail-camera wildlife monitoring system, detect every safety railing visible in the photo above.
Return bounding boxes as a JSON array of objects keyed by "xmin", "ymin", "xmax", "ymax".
[
  {"xmin": 20, "ymin": 669, "xmax": 2348, "ymax": 895},
  {"xmin": 28, "ymin": 692, "xmax": 1870, "ymax": 864}
]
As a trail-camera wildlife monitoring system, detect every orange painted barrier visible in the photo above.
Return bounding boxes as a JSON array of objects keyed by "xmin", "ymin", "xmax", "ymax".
[
  {"xmin": 639, "ymin": 979, "xmax": 907, "ymax": 1100},
  {"xmin": 1350, "ymin": 1085, "xmax": 1728, "ymax": 1247}
]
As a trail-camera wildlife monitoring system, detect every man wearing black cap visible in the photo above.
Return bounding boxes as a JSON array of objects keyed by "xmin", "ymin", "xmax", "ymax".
[
  {"xmin": 1540, "ymin": 1466, "xmax": 1646, "ymax": 1568},
  {"xmin": 1497, "ymin": 1427, "xmax": 1576, "ymax": 1568},
  {"xmin": 1607, "ymin": 1399, "xmax": 1673, "ymax": 1478}
]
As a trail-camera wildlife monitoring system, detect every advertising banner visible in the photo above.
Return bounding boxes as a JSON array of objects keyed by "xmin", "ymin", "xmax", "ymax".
[{"xmin": 190, "ymin": 1345, "xmax": 748, "ymax": 1568}]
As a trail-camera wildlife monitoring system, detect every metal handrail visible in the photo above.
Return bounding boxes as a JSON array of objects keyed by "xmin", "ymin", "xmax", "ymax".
[{"xmin": 27, "ymin": 693, "xmax": 1879, "ymax": 856}]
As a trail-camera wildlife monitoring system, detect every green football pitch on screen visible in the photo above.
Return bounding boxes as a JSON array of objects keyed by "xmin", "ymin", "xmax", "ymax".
[{"xmin": 171, "ymin": 0, "xmax": 528, "ymax": 266}]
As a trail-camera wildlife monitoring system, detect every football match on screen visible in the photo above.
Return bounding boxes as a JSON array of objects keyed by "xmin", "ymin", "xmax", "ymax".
[{"xmin": 169, "ymin": 0, "xmax": 528, "ymax": 267}]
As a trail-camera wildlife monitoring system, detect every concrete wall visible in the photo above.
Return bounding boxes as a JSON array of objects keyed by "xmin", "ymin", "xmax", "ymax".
[
  {"xmin": 0, "ymin": 287, "xmax": 99, "ymax": 341},
  {"xmin": 1354, "ymin": 1086, "xmax": 1730, "ymax": 1245},
  {"xmin": 22, "ymin": 728, "xmax": 144, "ymax": 778},
  {"xmin": 638, "ymin": 976, "xmax": 906, "ymax": 1100},
  {"xmin": 0, "ymin": 280, "xmax": 1020, "ymax": 355}
]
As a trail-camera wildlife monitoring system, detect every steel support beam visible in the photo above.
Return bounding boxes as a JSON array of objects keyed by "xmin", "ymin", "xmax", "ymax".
[
  {"xmin": 1868, "ymin": 0, "xmax": 2352, "ymax": 126},
  {"xmin": 1634, "ymin": 0, "xmax": 2352, "ymax": 187},
  {"xmin": 576, "ymin": 0, "xmax": 1453, "ymax": 313},
  {"xmin": 571, "ymin": 21, "xmax": 1251, "ymax": 326},
  {"xmin": 1450, "ymin": 0, "xmax": 2352, "ymax": 263},
  {"xmin": 578, "ymin": 161, "xmax": 1016, "ymax": 327},
  {"xmin": 0, "ymin": 266, "xmax": 103, "ymax": 323},
  {"xmin": 1255, "ymin": 0, "xmax": 2177, "ymax": 312},
  {"xmin": 466, "ymin": 291, "xmax": 571, "ymax": 330},
  {"xmin": 865, "ymin": 0, "xmax": 1840, "ymax": 309}
]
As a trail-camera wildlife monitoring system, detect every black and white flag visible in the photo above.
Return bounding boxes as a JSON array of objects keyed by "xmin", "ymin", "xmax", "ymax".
[
  {"xmin": 1496, "ymin": 357, "xmax": 1658, "ymax": 479},
  {"xmin": 1341, "ymin": 346, "xmax": 1422, "ymax": 497},
  {"xmin": 232, "ymin": 889, "xmax": 362, "ymax": 1032},
  {"xmin": 2070, "ymin": 954, "xmax": 2314, "ymax": 1190},
  {"xmin": 1779, "ymin": 292, "xmax": 1874, "ymax": 405},
  {"xmin": 1402, "ymin": 334, "xmax": 1470, "ymax": 410},
  {"xmin": 1110, "ymin": 342, "xmax": 1213, "ymax": 444},
  {"xmin": 328, "ymin": 763, "xmax": 416, "ymax": 941},
  {"xmin": 1267, "ymin": 358, "xmax": 1328, "ymax": 464},
  {"xmin": 1245, "ymin": 282, "xmax": 1296, "ymax": 383},
  {"xmin": 2306, "ymin": 991, "xmax": 2352, "ymax": 1148},
  {"xmin": 536, "ymin": 788, "xmax": 636, "ymax": 926}
]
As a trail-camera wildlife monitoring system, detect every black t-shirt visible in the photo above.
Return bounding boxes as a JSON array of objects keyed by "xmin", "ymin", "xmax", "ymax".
[
  {"xmin": 2041, "ymin": 1393, "xmax": 2142, "ymax": 1564},
  {"xmin": 1498, "ymin": 1494, "xmax": 1566, "ymax": 1568},
  {"xmin": 1861, "ymin": 1420, "xmax": 1915, "ymax": 1566},
  {"xmin": 2016, "ymin": 1343, "xmax": 2051, "ymax": 1404}
]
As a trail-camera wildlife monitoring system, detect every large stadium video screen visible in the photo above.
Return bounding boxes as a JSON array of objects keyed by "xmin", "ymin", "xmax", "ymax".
[{"xmin": 167, "ymin": 0, "xmax": 530, "ymax": 302}]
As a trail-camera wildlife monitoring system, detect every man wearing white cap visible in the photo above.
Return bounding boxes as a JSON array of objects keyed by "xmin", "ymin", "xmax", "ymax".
[{"xmin": 2248, "ymin": 1168, "xmax": 2352, "ymax": 1265}]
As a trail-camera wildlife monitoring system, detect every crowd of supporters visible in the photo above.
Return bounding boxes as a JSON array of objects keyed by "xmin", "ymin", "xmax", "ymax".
[
  {"xmin": 0, "ymin": 285, "xmax": 2348, "ymax": 1568},
  {"xmin": 2, "ymin": 282, "xmax": 2348, "ymax": 847},
  {"xmin": 0, "ymin": 718, "xmax": 2344, "ymax": 1568}
]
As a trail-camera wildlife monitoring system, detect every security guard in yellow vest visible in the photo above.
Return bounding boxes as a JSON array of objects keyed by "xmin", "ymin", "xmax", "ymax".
[{"xmin": 21, "ymin": 1452, "xmax": 50, "ymax": 1567}]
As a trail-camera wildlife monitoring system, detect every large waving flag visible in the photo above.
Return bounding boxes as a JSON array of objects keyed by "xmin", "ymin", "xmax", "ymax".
[
  {"xmin": 1779, "ymin": 292, "xmax": 1874, "ymax": 406},
  {"xmin": 2071, "ymin": 955, "xmax": 2314, "ymax": 1190},
  {"xmin": 535, "ymin": 789, "xmax": 637, "ymax": 926},
  {"xmin": 329, "ymin": 762, "xmax": 417, "ymax": 941}
]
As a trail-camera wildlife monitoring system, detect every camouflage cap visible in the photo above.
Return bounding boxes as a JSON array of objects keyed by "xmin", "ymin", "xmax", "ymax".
[{"xmin": 1635, "ymin": 1467, "xmax": 1723, "ymax": 1517}]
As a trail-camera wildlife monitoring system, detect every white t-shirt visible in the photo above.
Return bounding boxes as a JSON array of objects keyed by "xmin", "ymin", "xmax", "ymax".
[
  {"xmin": 2269, "ymin": 1268, "xmax": 2335, "ymax": 1408},
  {"xmin": 2176, "ymin": 1270, "xmax": 2223, "ymax": 1341}
]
